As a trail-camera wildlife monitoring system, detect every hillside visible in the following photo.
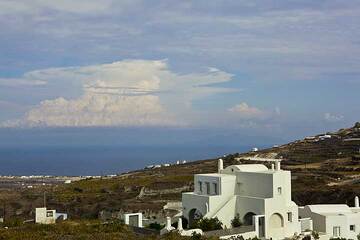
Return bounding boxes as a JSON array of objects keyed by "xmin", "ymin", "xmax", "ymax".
[{"xmin": 1, "ymin": 123, "xmax": 360, "ymax": 224}]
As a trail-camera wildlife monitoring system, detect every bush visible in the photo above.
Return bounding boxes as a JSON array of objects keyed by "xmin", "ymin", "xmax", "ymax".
[
  {"xmin": 231, "ymin": 214, "xmax": 242, "ymax": 228},
  {"xmin": 191, "ymin": 217, "xmax": 223, "ymax": 231},
  {"xmin": 148, "ymin": 222, "xmax": 164, "ymax": 230},
  {"xmin": 311, "ymin": 231, "xmax": 319, "ymax": 240},
  {"xmin": 246, "ymin": 237, "xmax": 260, "ymax": 240},
  {"xmin": 302, "ymin": 236, "xmax": 311, "ymax": 240},
  {"xmin": 73, "ymin": 187, "xmax": 83, "ymax": 193},
  {"xmin": 191, "ymin": 232, "xmax": 202, "ymax": 240}
]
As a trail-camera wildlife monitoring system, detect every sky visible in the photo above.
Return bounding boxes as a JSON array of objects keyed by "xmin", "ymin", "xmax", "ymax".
[{"xmin": 1, "ymin": 0, "xmax": 360, "ymax": 139}]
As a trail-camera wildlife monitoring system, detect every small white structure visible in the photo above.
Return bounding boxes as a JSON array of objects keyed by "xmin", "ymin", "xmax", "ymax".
[
  {"xmin": 319, "ymin": 134, "xmax": 332, "ymax": 140},
  {"xmin": 160, "ymin": 217, "xmax": 176, "ymax": 235},
  {"xmin": 182, "ymin": 161, "xmax": 301, "ymax": 239},
  {"xmin": 251, "ymin": 147, "xmax": 259, "ymax": 152},
  {"xmin": 299, "ymin": 197, "xmax": 360, "ymax": 240},
  {"xmin": 160, "ymin": 217, "xmax": 203, "ymax": 236},
  {"xmin": 123, "ymin": 213, "xmax": 143, "ymax": 228},
  {"xmin": 35, "ymin": 207, "xmax": 67, "ymax": 224}
]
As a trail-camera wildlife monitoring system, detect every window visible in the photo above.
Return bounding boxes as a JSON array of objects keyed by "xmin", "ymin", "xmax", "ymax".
[
  {"xmin": 333, "ymin": 226, "xmax": 341, "ymax": 237},
  {"xmin": 198, "ymin": 181, "xmax": 202, "ymax": 193},
  {"xmin": 213, "ymin": 182, "xmax": 218, "ymax": 195},
  {"xmin": 277, "ymin": 187, "xmax": 282, "ymax": 195},
  {"xmin": 287, "ymin": 212, "xmax": 292, "ymax": 222},
  {"xmin": 46, "ymin": 211, "xmax": 53, "ymax": 217},
  {"xmin": 206, "ymin": 182, "xmax": 210, "ymax": 195},
  {"xmin": 350, "ymin": 225, "xmax": 355, "ymax": 232}
]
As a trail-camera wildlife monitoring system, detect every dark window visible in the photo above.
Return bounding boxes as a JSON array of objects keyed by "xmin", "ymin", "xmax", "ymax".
[
  {"xmin": 206, "ymin": 182, "xmax": 210, "ymax": 195},
  {"xmin": 287, "ymin": 212, "xmax": 292, "ymax": 222},
  {"xmin": 350, "ymin": 225, "xmax": 355, "ymax": 231},
  {"xmin": 213, "ymin": 182, "xmax": 218, "ymax": 195}
]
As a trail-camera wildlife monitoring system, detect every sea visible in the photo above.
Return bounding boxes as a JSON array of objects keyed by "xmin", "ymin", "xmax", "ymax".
[{"xmin": 0, "ymin": 127, "xmax": 283, "ymax": 176}]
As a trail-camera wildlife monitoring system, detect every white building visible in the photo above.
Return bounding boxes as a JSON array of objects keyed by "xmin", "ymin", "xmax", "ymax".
[
  {"xmin": 182, "ymin": 159, "xmax": 360, "ymax": 239},
  {"xmin": 182, "ymin": 160, "xmax": 301, "ymax": 239},
  {"xmin": 299, "ymin": 199, "xmax": 360, "ymax": 240},
  {"xmin": 35, "ymin": 207, "xmax": 67, "ymax": 224},
  {"xmin": 123, "ymin": 213, "xmax": 143, "ymax": 228}
]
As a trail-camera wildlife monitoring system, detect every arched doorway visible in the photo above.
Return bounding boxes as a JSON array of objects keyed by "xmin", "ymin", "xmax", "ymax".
[
  {"xmin": 188, "ymin": 208, "xmax": 203, "ymax": 228},
  {"xmin": 243, "ymin": 212, "xmax": 256, "ymax": 225},
  {"xmin": 269, "ymin": 213, "xmax": 284, "ymax": 228}
]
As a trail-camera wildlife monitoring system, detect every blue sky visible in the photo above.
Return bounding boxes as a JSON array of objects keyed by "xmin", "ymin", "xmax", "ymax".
[{"xmin": 0, "ymin": 0, "xmax": 360, "ymax": 139}]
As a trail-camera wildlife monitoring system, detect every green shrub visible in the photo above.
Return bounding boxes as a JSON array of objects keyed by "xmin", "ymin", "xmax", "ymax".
[
  {"xmin": 191, "ymin": 217, "xmax": 223, "ymax": 231},
  {"xmin": 231, "ymin": 214, "xmax": 242, "ymax": 228},
  {"xmin": 311, "ymin": 231, "xmax": 320, "ymax": 240},
  {"xmin": 147, "ymin": 222, "xmax": 164, "ymax": 230},
  {"xmin": 302, "ymin": 235, "xmax": 311, "ymax": 240}
]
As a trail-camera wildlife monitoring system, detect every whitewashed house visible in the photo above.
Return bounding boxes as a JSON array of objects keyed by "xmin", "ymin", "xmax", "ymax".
[
  {"xmin": 182, "ymin": 159, "xmax": 360, "ymax": 239},
  {"xmin": 299, "ymin": 198, "xmax": 360, "ymax": 240},
  {"xmin": 182, "ymin": 160, "xmax": 301, "ymax": 239},
  {"xmin": 35, "ymin": 207, "xmax": 67, "ymax": 224}
]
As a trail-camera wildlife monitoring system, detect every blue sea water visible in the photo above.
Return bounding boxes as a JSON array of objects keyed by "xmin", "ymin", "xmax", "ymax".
[
  {"xmin": 0, "ymin": 145, "xmax": 251, "ymax": 176},
  {"xmin": 0, "ymin": 128, "xmax": 283, "ymax": 176}
]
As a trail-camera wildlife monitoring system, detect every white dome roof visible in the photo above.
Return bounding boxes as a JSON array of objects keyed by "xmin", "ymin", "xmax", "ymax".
[{"xmin": 225, "ymin": 164, "xmax": 268, "ymax": 172}]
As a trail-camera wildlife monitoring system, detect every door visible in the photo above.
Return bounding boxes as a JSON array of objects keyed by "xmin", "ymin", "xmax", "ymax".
[
  {"xmin": 333, "ymin": 226, "xmax": 341, "ymax": 237},
  {"xmin": 258, "ymin": 216, "xmax": 265, "ymax": 238}
]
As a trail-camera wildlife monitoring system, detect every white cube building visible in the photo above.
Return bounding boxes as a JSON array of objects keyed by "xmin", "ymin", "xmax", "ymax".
[
  {"xmin": 299, "ymin": 203, "xmax": 360, "ymax": 240},
  {"xmin": 35, "ymin": 207, "xmax": 67, "ymax": 224},
  {"xmin": 182, "ymin": 160, "xmax": 301, "ymax": 239}
]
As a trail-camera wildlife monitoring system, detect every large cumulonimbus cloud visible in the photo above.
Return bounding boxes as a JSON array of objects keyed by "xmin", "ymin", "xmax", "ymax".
[{"xmin": 3, "ymin": 60, "xmax": 236, "ymax": 127}]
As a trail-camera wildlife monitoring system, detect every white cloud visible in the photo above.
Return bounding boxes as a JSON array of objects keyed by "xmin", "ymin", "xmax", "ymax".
[
  {"xmin": 228, "ymin": 102, "xmax": 266, "ymax": 119},
  {"xmin": 2, "ymin": 60, "xmax": 235, "ymax": 127},
  {"xmin": 0, "ymin": 78, "xmax": 47, "ymax": 87},
  {"xmin": 324, "ymin": 113, "xmax": 344, "ymax": 122},
  {"xmin": 0, "ymin": 0, "xmax": 116, "ymax": 15}
]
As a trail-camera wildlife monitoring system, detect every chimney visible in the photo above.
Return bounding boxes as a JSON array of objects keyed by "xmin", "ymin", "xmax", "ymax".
[
  {"xmin": 275, "ymin": 160, "xmax": 281, "ymax": 171},
  {"xmin": 177, "ymin": 217, "xmax": 183, "ymax": 231},
  {"xmin": 218, "ymin": 158, "xmax": 224, "ymax": 173},
  {"xmin": 355, "ymin": 196, "xmax": 359, "ymax": 208}
]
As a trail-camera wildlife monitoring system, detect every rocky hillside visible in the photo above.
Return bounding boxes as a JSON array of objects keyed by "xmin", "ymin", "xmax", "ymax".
[{"xmin": 1, "ymin": 123, "xmax": 360, "ymax": 222}]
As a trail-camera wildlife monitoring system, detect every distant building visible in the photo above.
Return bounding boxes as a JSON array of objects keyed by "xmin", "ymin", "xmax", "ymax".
[
  {"xmin": 251, "ymin": 147, "xmax": 259, "ymax": 152},
  {"xmin": 319, "ymin": 134, "xmax": 332, "ymax": 140},
  {"xmin": 35, "ymin": 207, "xmax": 67, "ymax": 224},
  {"xmin": 299, "ymin": 199, "xmax": 360, "ymax": 240}
]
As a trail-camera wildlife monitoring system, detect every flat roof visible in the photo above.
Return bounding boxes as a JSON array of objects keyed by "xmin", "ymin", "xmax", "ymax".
[{"xmin": 306, "ymin": 204, "xmax": 352, "ymax": 215}]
